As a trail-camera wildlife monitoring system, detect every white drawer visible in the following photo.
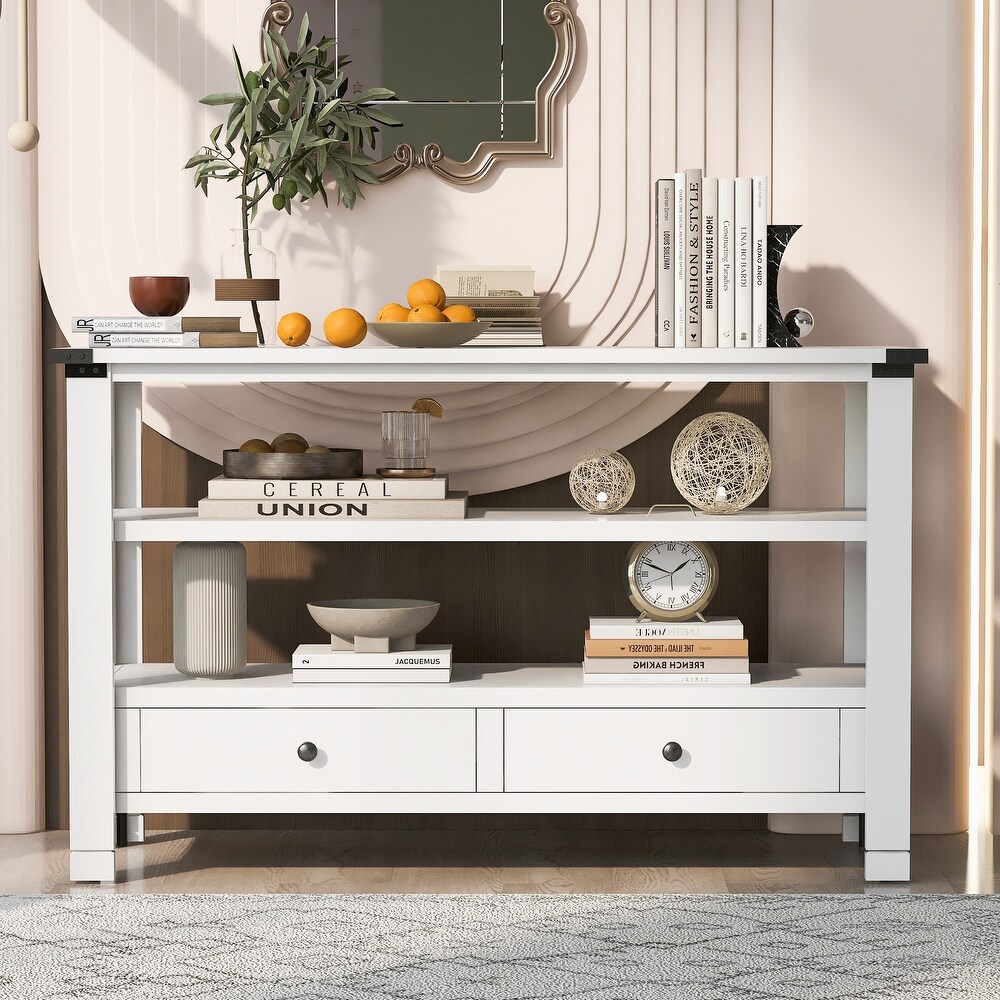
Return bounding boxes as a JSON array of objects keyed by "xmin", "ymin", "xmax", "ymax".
[
  {"xmin": 504, "ymin": 709, "xmax": 841, "ymax": 793},
  {"xmin": 138, "ymin": 708, "xmax": 475, "ymax": 793}
]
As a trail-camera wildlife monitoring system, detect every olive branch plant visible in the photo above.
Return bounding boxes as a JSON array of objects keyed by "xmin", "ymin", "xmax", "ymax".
[{"xmin": 185, "ymin": 13, "xmax": 400, "ymax": 341}]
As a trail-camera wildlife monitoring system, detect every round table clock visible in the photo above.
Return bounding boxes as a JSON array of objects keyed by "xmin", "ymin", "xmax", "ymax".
[{"xmin": 626, "ymin": 540, "xmax": 719, "ymax": 622}]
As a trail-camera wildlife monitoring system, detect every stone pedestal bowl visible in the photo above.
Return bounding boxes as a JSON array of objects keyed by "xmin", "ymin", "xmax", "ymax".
[{"xmin": 306, "ymin": 598, "xmax": 440, "ymax": 652}]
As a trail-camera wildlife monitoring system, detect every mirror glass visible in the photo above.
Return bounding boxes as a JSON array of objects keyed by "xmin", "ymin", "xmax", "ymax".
[{"xmin": 285, "ymin": 1, "xmax": 556, "ymax": 161}]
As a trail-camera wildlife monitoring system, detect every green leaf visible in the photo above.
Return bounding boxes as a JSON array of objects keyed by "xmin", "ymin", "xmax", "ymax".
[
  {"xmin": 290, "ymin": 115, "xmax": 306, "ymax": 155},
  {"xmin": 233, "ymin": 47, "xmax": 250, "ymax": 97},
  {"xmin": 352, "ymin": 87, "xmax": 395, "ymax": 103},
  {"xmin": 296, "ymin": 11, "xmax": 310, "ymax": 52},
  {"xmin": 200, "ymin": 91, "xmax": 243, "ymax": 107},
  {"xmin": 364, "ymin": 108, "xmax": 403, "ymax": 127}
]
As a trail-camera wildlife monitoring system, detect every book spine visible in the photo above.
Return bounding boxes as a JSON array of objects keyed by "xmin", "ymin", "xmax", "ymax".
[
  {"xmin": 584, "ymin": 636, "xmax": 749, "ymax": 658},
  {"xmin": 293, "ymin": 668, "xmax": 452, "ymax": 683},
  {"xmin": 701, "ymin": 177, "xmax": 718, "ymax": 348},
  {"xmin": 583, "ymin": 672, "xmax": 751, "ymax": 686},
  {"xmin": 584, "ymin": 656, "xmax": 749, "ymax": 674},
  {"xmin": 751, "ymin": 175, "xmax": 769, "ymax": 348},
  {"xmin": 197, "ymin": 495, "xmax": 468, "ymax": 520},
  {"xmin": 89, "ymin": 332, "xmax": 200, "ymax": 348},
  {"xmin": 72, "ymin": 316, "xmax": 183, "ymax": 334},
  {"xmin": 654, "ymin": 178, "xmax": 676, "ymax": 347},
  {"xmin": 293, "ymin": 651, "xmax": 452, "ymax": 669},
  {"xmin": 672, "ymin": 173, "xmax": 686, "ymax": 347},
  {"xmin": 734, "ymin": 177, "xmax": 753, "ymax": 348},
  {"xmin": 208, "ymin": 478, "xmax": 449, "ymax": 500},
  {"xmin": 717, "ymin": 178, "xmax": 736, "ymax": 348},
  {"xmin": 683, "ymin": 167, "xmax": 702, "ymax": 347},
  {"xmin": 587, "ymin": 620, "xmax": 745, "ymax": 640}
]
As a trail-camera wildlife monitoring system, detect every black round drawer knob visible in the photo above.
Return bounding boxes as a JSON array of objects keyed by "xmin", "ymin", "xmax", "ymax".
[
  {"xmin": 297, "ymin": 742, "xmax": 319, "ymax": 762},
  {"xmin": 662, "ymin": 742, "xmax": 683, "ymax": 762}
]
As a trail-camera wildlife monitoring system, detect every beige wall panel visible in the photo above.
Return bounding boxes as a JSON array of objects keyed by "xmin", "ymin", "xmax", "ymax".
[{"xmin": 770, "ymin": 0, "xmax": 972, "ymax": 833}]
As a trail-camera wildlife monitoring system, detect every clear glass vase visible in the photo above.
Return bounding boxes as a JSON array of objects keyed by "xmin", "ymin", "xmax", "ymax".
[
  {"xmin": 218, "ymin": 228, "xmax": 277, "ymax": 345},
  {"xmin": 381, "ymin": 411, "xmax": 431, "ymax": 469}
]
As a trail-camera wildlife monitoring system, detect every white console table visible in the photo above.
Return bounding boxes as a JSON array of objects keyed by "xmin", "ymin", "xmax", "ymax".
[{"xmin": 55, "ymin": 346, "xmax": 926, "ymax": 883}]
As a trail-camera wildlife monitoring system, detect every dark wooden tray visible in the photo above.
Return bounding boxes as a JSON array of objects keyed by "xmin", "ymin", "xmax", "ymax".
[{"xmin": 222, "ymin": 448, "xmax": 363, "ymax": 480}]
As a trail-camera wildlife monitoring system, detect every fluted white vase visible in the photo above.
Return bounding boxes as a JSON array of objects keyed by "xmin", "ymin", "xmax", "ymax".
[{"xmin": 173, "ymin": 542, "xmax": 247, "ymax": 678}]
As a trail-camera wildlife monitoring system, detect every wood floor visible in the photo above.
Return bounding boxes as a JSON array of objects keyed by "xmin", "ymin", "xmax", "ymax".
[{"xmin": 0, "ymin": 829, "xmax": 994, "ymax": 894}]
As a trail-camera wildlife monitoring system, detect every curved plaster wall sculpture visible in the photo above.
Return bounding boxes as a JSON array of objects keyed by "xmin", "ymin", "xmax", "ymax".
[{"xmin": 35, "ymin": 0, "xmax": 761, "ymax": 494}]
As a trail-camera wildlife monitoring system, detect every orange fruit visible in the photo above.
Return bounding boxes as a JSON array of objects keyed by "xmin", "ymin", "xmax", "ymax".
[
  {"xmin": 407, "ymin": 304, "xmax": 448, "ymax": 323},
  {"xmin": 277, "ymin": 312, "xmax": 312, "ymax": 346},
  {"xmin": 411, "ymin": 397, "xmax": 444, "ymax": 419},
  {"xmin": 406, "ymin": 278, "xmax": 446, "ymax": 309},
  {"xmin": 443, "ymin": 304, "xmax": 477, "ymax": 323},
  {"xmin": 323, "ymin": 308, "xmax": 368, "ymax": 347},
  {"xmin": 376, "ymin": 302, "xmax": 411, "ymax": 323}
]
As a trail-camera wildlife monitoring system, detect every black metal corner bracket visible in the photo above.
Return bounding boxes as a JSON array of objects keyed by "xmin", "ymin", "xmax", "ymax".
[
  {"xmin": 50, "ymin": 348, "xmax": 107, "ymax": 378},
  {"xmin": 872, "ymin": 363, "xmax": 915, "ymax": 379}
]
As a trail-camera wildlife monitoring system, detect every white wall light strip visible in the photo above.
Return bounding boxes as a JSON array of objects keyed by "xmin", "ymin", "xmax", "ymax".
[
  {"xmin": 6, "ymin": 0, "xmax": 38, "ymax": 151},
  {"xmin": 970, "ymin": 0, "xmax": 996, "ymax": 885}
]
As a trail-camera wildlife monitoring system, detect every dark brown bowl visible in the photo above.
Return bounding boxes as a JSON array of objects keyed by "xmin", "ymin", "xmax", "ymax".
[
  {"xmin": 222, "ymin": 448, "xmax": 363, "ymax": 480},
  {"xmin": 129, "ymin": 276, "xmax": 191, "ymax": 317}
]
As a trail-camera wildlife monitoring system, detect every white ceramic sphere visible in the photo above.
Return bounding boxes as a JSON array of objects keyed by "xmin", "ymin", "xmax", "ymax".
[
  {"xmin": 8, "ymin": 121, "xmax": 39, "ymax": 151},
  {"xmin": 670, "ymin": 412, "xmax": 772, "ymax": 514},
  {"xmin": 569, "ymin": 448, "xmax": 636, "ymax": 514}
]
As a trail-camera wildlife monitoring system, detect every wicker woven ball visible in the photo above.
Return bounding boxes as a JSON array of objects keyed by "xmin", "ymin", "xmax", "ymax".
[
  {"xmin": 569, "ymin": 448, "xmax": 636, "ymax": 514},
  {"xmin": 670, "ymin": 412, "xmax": 771, "ymax": 514}
]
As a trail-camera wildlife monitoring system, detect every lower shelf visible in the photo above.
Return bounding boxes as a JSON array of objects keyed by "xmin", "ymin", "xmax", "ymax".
[{"xmin": 114, "ymin": 662, "xmax": 866, "ymax": 709}]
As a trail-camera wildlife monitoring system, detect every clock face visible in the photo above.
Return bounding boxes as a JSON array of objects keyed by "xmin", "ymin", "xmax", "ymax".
[{"xmin": 627, "ymin": 541, "xmax": 718, "ymax": 620}]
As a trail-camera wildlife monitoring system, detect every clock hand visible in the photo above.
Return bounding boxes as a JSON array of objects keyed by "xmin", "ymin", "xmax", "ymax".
[
  {"xmin": 644, "ymin": 562, "xmax": 674, "ymax": 575},
  {"xmin": 671, "ymin": 559, "xmax": 692, "ymax": 573}
]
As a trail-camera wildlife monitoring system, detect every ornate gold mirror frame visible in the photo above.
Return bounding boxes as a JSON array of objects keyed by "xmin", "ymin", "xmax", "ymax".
[{"xmin": 260, "ymin": 1, "xmax": 577, "ymax": 186}]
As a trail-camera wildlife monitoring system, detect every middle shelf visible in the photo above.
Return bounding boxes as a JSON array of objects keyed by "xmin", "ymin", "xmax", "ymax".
[{"xmin": 114, "ymin": 507, "xmax": 867, "ymax": 542}]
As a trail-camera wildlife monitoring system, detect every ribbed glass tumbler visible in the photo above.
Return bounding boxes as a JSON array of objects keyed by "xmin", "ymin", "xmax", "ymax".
[
  {"xmin": 381, "ymin": 410, "xmax": 430, "ymax": 470},
  {"xmin": 172, "ymin": 541, "xmax": 248, "ymax": 678}
]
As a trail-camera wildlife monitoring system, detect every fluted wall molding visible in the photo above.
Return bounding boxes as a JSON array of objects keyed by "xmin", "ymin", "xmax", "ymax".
[
  {"xmin": 0, "ymin": 0, "xmax": 44, "ymax": 833},
  {"xmin": 35, "ymin": 0, "xmax": 738, "ymax": 494}
]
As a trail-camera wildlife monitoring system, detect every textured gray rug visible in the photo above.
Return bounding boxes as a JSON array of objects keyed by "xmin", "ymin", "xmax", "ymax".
[{"xmin": 1, "ymin": 893, "xmax": 999, "ymax": 999}]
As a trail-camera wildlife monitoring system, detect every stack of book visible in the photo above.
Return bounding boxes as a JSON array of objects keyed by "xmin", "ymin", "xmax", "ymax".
[
  {"xmin": 582, "ymin": 616, "xmax": 750, "ymax": 685},
  {"xmin": 73, "ymin": 315, "xmax": 256, "ymax": 348},
  {"xmin": 293, "ymin": 644, "xmax": 452, "ymax": 683},
  {"xmin": 654, "ymin": 170, "xmax": 769, "ymax": 348},
  {"xmin": 435, "ymin": 264, "xmax": 543, "ymax": 347},
  {"xmin": 197, "ymin": 475, "xmax": 469, "ymax": 520}
]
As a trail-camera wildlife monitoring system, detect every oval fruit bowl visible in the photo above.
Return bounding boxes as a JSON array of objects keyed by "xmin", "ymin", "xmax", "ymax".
[
  {"xmin": 307, "ymin": 598, "xmax": 441, "ymax": 652},
  {"xmin": 369, "ymin": 321, "xmax": 492, "ymax": 349}
]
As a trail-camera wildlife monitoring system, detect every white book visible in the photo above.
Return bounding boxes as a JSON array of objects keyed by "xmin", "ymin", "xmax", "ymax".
[
  {"xmin": 293, "ymin": 667, "xmax": 452, "ymax": 684},
  {"xmin": 717, "ymin": 179, "xmax": 736, "ymax": 348},
  {"xmin": 588, "ymin": 616, "xmax": 745, "ymax": 640},
  {"xmin": 681, "ymin": 167, "xmax": 702, "ymax": 347},
  {"xmin": 207, "ymin": 476, "xmax": 449, "ymax": 500},
  {"xmin": 654, "ymin": 178, "xmax": 675, "ymax": 347},
  {"xmin": 751, "ymin": 175, "xmax": 769, "ymax": 348},
  {"xmin": 734, "ymin": 177, "xmax": 753, "ymax": 348},
  {"xmin": 701, "ymin": 176, "xmax": 718, "ymax": 348},
  {"xmin": 89, "ymin": 332, "xmax": 200, "ymax": 348},
  {"xmin": 73, "ymin": 316, "xmax": 186, "ymax": 333},
  {"xmin": 293, "ymin": 644, "xmax": 452, "ymax": 669},
  {"xmin": 583, "ymin": 656, "xmax": 750, "ymax": 674},
  {"xmin": 582, "ymin": 671, "xmax": 751, "ymax": 686},
  {"xmin": 197, "ymin": 493, "xmax": 468, "ymax": 520},
  {"xmin": 672, "ymin": 173, "xmax": 686, "ymax": 347},
  {"xmin": 435, "ymin": 265, "xmax": 534, "ymax": 298}
]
